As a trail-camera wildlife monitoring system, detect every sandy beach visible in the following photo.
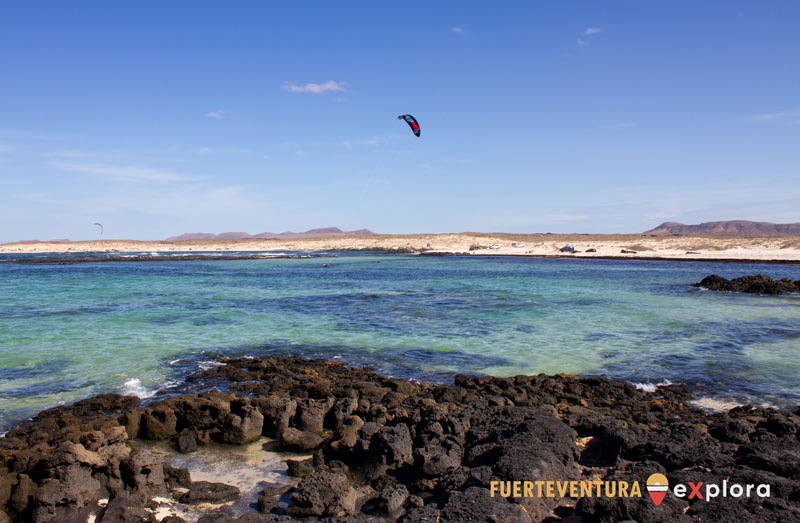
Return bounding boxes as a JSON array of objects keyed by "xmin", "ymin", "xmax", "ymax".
[{"xmin": 3, "ymin": 233, "xmax": 800, "ymax": 262}]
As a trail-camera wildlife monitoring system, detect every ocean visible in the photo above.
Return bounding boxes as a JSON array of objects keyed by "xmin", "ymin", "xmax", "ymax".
[{"xmin": 1, "ymin": 252, "xmax": 798, "ymax": 430}]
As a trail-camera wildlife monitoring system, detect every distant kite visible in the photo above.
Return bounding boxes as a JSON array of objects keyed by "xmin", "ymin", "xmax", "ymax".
[
  {"xmin": 94, "ymin": 223, "xmax": 104, "ymax": 235},
  {"xmin": 398, "ymin": 114, "xmax": 421, "ymax": 137}
]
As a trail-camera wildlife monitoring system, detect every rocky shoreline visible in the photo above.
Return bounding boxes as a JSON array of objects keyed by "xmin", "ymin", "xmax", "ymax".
[{"xmin": 1, "ymin": 357, "xmax": 798, "ymax": 522}]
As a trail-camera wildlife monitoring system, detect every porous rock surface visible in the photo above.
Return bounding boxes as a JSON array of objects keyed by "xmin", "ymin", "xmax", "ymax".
[{"xmin": 0, "ymin": 357, "xmax": 798, "ymax": 522}]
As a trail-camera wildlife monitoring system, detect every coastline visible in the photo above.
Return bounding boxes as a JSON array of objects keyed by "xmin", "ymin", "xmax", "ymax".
[
  {"xmin": 3, "ymin": 232, "xmax": 800, "ymax": 263},
  {"xmin": 1, "ymin": 356, "xmax": 797, "ymax": 522}
]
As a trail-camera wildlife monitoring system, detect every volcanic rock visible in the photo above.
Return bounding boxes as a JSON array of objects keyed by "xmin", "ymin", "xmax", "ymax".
[{"xmin": 695, "ymin": 274, "xmax": 800, "ymax": 294}]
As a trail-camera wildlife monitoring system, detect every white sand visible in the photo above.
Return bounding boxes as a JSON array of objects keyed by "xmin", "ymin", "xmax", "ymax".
[{"xmin": 2, "ymin": 233, "xmax": 800, "ymax": 261}]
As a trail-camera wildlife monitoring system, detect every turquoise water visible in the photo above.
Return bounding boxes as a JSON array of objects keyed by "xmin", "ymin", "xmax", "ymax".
[{"xmin": 1, "ymin": 253, "xmax": 799, "ymax": 430}]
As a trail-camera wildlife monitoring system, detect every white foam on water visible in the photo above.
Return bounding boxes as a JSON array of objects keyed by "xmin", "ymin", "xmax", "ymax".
[
  {"xmin": 122, "ymin": 378, "xmax": 155, "ymax": 399},
  {"xmin": 689, "ymin": 396, "xmax": 779, "ymax": 413},
  {"xmin": 134, "ymin": 437, "xmax": 294, "ymax": 522},
  {"xmin": 198, "ymin": 360, "xmax": 224, "ymax": 371},
  {"xmin": 689, "ymin": 397, "xmax": 745, "ymax": 412},
  {"xmin": 633, "ymin": 379, "xmax": 673, "ymax": 392}
]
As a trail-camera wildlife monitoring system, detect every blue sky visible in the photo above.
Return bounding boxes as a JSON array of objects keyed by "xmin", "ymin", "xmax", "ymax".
[{"xmin": 1, "ymin": 2, "xmax": 798, "ymax": 241}]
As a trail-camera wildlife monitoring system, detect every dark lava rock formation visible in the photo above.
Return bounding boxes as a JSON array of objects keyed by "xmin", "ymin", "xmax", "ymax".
[
  {"xmin": 695, "ymin": 274, "xmax": 800, "ymax": 295},
  {"xmin": 1, "ymin": 357, "xmax": 798, "ymax": 522}
]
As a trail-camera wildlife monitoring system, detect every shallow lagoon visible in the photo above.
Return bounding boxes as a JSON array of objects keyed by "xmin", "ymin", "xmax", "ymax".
[{"xmin": 1, "ymin": 253, "xmax": 798, "ymax": 430}]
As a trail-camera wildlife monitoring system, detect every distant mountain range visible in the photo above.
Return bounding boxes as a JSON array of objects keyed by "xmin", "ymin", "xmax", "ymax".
[
  {"xmin": 644, "ymin": 220, "xmax": 800, "ymax": 236},
  {"xmin": 165, "ymin": 227, "xmax": 375, "ymax": 242}
]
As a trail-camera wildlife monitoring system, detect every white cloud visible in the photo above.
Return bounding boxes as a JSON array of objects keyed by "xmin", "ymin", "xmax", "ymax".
[
  {"xmin": 452, "ymin": 26, "xmax": 465, "ymax": 34},
  {"xmin": 58, "ymin": 163, "xmax": 190, "ymax": 184},
  {"xmin": 584, "ymin": 27, "xmax": 603, "ymax": 35},
  {"xmin": 205, "ymin": 110, "xmax": 226, "ymax": 119},
  {"xmin": 283, "ymin": 80, "xmax": 347, "ymax": 94},
  {"xmin": 750, "ymin": 109, "xmax": 800, "ymax": 123},
  {"xmin": 577, "ymin": 39, "xmax": 590, "ymax": 47}
]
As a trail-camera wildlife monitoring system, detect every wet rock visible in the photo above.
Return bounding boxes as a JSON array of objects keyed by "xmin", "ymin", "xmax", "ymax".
[
  {"xmin": 287, "ymin": 458, "xmax": 314, "ymax": 478},
  {"xmin": 120, "ymin": 449, "xmax": 167, "ymax": 496},
  {"xmin": 254, "ymin": 396, "xmax": 297, "ymax": 438},
  {"xmin": 139, "ymin": 407, "xmax": 178, "ymax": 440},
  {"xmin": 329, "ymin": 398, "xmax": 359, "ymax": 430},
  {"xmin": 61, "ymin": 441, "xmax": 105, "ymax": 468},
  {"xmin": 164, "ymin": 464, "xmax": 192, "ymax": 490},
  {"xmin": 279, "ymin": 427, "xmax": 324, "ymax": 452},
  {"xmin": 69, "ymin": 394, "xmax": 140, "ymax": 416},
  {"xmin": 358, "ymin": 424, "xmax": 413, "ymax": 480},
  {"xmin": 99, "ymin": 492, "xmax": 155, "ymax": 523},
  {"xmin": 329, "ymin": 415, "xmax": 365, "ymax": 452},
  {"xmin": 199, "ymin": 514, "xmax": 271, "ymax": 523},
  {"xmin": 118, "ymin": 411, "xmax": 141, "ymax": 440},
  {"xmin": 177, "ymin": 429, "xmax": 198, "ymax": 453},
  {"xmin": 166, "ymin": 393, "xmax": 233, "ymax": 433},
  {"xmin": 0, "ymin": 473, "xmax": 12, "ymax": 508},
  {"xmin": 179, "ymin": 481, "xmax": 240, "ymax": 504},
  {"xmin": 288, "ymin": 470, "xmax": 356, "ymax": 517},
  {"xmin": 10, "ymin": 473, "xmax": 37, "ymax": 513},
  {"xmin": 222, "ymin": 405, "xmax": 264, "ymax": 445},
  {"xmin": 257, "ymin": 484, "xmax": 293, "ymax": 514},
  {"xmin": 256, "ymin": 495, "xmax": 278, "ymax": 514},
  {"xmin": 297, "ymin": 398, "xmax": 334, "ymax": 434},
  {"xmin": 695, "ymin": 274, "xmax": 800, "ymax": 295},
  {"xmin": 31, "ymin": 476, "xmax": 104, "ymax": 523}
]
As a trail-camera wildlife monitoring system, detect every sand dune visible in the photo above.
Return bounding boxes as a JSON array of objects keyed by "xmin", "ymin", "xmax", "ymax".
[{"xmin": 3, "ymin": 233, "xmax": 800, "ymax": 262}]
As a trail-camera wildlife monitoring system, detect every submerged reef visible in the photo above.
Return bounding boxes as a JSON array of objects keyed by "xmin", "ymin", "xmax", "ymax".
[{"xmin": 1, "ymin": 356, "xmax": 798, "ymax": 522}]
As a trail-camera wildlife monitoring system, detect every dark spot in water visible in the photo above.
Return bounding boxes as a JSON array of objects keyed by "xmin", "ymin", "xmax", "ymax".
[{"xmin": 0, "ymin": 359, "xmax": 74, "ymax": 380}]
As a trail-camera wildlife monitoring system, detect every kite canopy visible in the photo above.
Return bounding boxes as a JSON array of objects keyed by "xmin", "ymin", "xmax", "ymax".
[
  {"xmin": 94, "ymin": 223, "xmax": 103, "ymax": 235},
  {"xmin": 398, "ymin": 114, "xmax": 421, "ymax": 137}
]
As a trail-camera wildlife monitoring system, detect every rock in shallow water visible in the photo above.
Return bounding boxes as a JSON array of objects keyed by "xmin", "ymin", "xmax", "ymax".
[
  {"xmin": 178, "ymin": 481, "xmax": 240, "ymax": 504},
  {"xmin": 695, "ymin": 274, "xmax": 800, "ymax": 294}
]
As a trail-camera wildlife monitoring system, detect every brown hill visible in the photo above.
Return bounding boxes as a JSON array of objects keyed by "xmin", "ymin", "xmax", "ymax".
[
  {"xmin": 164, "ymin": 233, "xmax": 217, "ymax": 241},
  {"xmin": 644, "ymin": 220, "xmax": 800, "ymax": 236},
  {"xmin": 215, "ymin": 232, "xmax": 253, "ymax": 239}
]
